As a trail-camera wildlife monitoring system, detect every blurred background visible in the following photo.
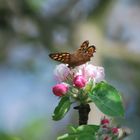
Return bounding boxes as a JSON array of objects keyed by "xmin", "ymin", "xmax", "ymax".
[{"xmin": 0, "ymin": 0, "xmax": 140, "ymax": 139}]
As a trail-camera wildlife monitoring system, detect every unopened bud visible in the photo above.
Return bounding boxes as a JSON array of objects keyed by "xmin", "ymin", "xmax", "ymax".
[{"xmin": 112, "ymin": 127, "xmax": 119, "ymax": 135}]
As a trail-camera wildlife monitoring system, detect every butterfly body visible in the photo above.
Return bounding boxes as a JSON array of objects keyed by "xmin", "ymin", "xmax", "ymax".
[
  {"xmin": 69, "ymin": 51, "xmax": 91, "ymax": 67},
  {"xmin": 49, "ymin": 40, "xmax": 96, "ymax": 68}
]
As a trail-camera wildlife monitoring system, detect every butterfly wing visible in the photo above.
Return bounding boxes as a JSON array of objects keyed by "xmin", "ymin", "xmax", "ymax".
[
  {"xmin": 49, "ymin": 53, "xmax": 70, "ymax": 64},
  {"xmin": 78, "ymin": 40, "xmax": 89, "ymax": 52},
  {"xmin": 78, "ymin": 40, "xmax": 96, "ymax": 57},
  {"xmin": 85, "ymin": 45, "xmax": 96, "ymax": 57}
]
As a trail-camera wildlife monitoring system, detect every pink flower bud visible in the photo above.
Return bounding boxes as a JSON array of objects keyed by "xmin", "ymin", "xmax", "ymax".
[
  {"xmin": 73, "ymin": 75, "xmax": 86, "ymax": 88},
  {"xmin": 104, "ymin": 136, "xmax": 110, "ymax": 140},
  {"xmin": 101, "ymin": 118, "xmax": 110, "ymax": 125},
  {"xmin": 112, "ymin": 127, "xmax": 119, "ymax": 135},
  {"xmin": 52, "ymin": 83, "xmax": 68, "ymax": 96}
]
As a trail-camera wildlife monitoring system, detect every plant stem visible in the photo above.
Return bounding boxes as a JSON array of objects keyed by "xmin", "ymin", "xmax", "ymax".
[{"xmin": 74, "ymin": 104, "xmax": 91, "ymax": 125}]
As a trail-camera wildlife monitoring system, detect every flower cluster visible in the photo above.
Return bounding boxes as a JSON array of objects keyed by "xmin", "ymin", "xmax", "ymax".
[
  {"xmin": 51, "ymin": 59, "xmax": 130, "ymax": 140},
  {"xmin": 52, "ymin": 63, "xmax": 104, "ymax": 103},
  {"xmin": 97, "ymin": 117, "xmax": 120, "ymax": 140}
]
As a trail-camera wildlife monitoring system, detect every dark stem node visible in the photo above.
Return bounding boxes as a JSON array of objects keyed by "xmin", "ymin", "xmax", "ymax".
[{"xmin": 74, "ymin": 104, "xmax": 91, "ymax": 125}]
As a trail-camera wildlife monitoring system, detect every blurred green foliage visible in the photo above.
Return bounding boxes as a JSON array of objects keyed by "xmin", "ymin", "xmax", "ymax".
[{"xmin": 0, "ymin": 133, "xmax": 21, "ymax": 140}]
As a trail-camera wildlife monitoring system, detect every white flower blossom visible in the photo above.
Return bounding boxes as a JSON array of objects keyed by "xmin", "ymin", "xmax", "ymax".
[
  {"xmin": 54, "ymin": 64, "xmax": 70, "ymax": 82},
  {"xmin": 54, "ymin": 63, "xmax": 105, "ymax": 83},
  {"xmin": 75, "ymin": 64, "xmax": 105, "ymax": 83}
]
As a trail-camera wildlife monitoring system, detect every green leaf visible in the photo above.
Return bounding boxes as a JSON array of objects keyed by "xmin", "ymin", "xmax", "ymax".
[
  {"xmin": 57, "ymin": 125, "xmax": 99, "ymax": 140},
  {"xmin": 52, "ymin": 96, "xmax": 71, "ymax": 121},
  {"xmin": 57, "ymin": 133, "xmax": 75, "ymax": 140},
  {"xmin": 68, "ymin": 125, "xmax": 77, "ymax": 133},
  {"xmin": 57, "ymin": 133, "xmax": 96, "ymax": 140},
  {"xmin": 89, "ymin": 82, "xmax": 124, "ymax": 117},
  {"xmin": 77, "ymin": 133, "xmax": 96, "ymax": 140},
  {"xmin": 76, "ymin": 125, "xmax": 99, "ymax": 134}
]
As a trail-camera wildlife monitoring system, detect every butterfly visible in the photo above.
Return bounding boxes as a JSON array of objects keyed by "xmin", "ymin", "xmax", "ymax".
[{"xmin": 49, "ymin": 40, "xmax": 96, "ymax": 68}]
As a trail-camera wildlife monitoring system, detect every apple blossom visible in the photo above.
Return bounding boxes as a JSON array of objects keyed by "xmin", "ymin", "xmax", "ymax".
[
  {"xmin": 54, "ymin": 64, "xmax": 70, "ymax": 82},
  {"xmin": 95, "ymin": 66, "xmax": 105, "ymax": 83},
  {"xmin": 75, "ymin": 64, "xmax": 105, "ymax": 83}
]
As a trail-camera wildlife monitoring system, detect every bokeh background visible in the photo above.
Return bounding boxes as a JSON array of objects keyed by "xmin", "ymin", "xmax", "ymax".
[{"xmin": 0, "ymin": 0, "xmax": 140, "ymax": 139}]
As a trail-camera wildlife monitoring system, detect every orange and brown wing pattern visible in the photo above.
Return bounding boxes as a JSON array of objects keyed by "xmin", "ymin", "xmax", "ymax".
[
  {"xmin": 49, "ymin": 53, "xmax": 70, "ymax": 64},
  {"xmin": 78, "ymin": 40, "xmax": 89, "ymax": 52},
  {"xmin": 85, "ymin": 45, "xmax": 96, "ymax": 57}
]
